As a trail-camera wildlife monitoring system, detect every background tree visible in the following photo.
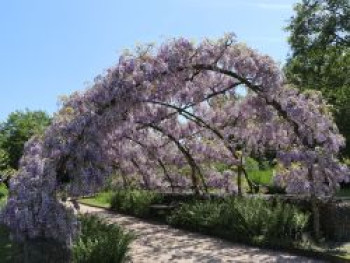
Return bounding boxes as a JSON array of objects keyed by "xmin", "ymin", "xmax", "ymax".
[
  {"xmin": 0, "ymin": 148, "xmax": 9, "ymax": 171},
  {"xmin": 285, "ymin": 0, "xmax": 350, "ymax": 155},
  {"xmin": 0, "ymin": 110, "xmax": 51, "ymax": 170}
]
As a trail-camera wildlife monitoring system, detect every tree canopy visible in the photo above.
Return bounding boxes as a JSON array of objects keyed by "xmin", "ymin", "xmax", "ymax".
[
  {"xmin": 0, "ymin": 110, "xmax": 51, "ymax": 170},
  {"xmin": 285, "ymin": 0, "xmax": 350, "ymax": 155},
  {"xmin": 2, "ymin": 34, "xmax": 349, "ymax": 246}
]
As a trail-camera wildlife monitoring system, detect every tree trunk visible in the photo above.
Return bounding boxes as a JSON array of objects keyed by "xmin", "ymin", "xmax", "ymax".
[
  {"xmin": 237, "ymin": 165, "xmax": 242, "ymax": 196},
  {"xmin": 311, "ymin": 195, "xmax": 321, "ymax": 240},
  {"xmin": 308, "ymin": 166, "xmax": 321, "ymax": 240}
]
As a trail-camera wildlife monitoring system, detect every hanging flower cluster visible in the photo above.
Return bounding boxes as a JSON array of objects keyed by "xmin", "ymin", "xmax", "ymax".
[{"xmin": 2, "ymin": 33, "xmax": 348, "ymax": 246}]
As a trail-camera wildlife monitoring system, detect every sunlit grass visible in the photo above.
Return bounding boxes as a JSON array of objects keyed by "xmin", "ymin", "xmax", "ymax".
[
  {"xmin": 247, "ymin": 169, "xmax": 273, "ymax": 186},
  {"xmin": 79, "ymin": 192, "xmax": 112, "ymax": 208}
]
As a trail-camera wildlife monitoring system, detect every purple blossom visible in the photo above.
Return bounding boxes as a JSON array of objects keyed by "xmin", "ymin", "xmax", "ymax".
[{"xmin": 3, "ymin": 33, "xmax": 349, "ymax": 247}]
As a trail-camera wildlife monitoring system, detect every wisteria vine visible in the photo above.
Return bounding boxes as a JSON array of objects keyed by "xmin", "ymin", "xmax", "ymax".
[{"xmin": 2, "ymin": 33, "xmax": 348, "ymax": 245}]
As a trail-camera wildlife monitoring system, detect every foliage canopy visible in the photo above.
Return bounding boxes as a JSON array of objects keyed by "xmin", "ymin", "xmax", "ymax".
[
  {"xmin": 285, "ymin": 0, "xmax": 350, "ymax": 154},
  {"xmin": 2, "ymin": 34, "xmax": 348, "ymax": 246}
]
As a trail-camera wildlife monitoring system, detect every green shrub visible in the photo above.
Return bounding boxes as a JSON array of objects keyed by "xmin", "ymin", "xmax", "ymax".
[
  {"xmin": 166, "ymin": 200, "xmax": 224, "ymax": 233},
  {"xmin": 0, "ymin": 183, "xmax": 8, "ymax": 198},
  {"xmin": 167, "ymin": 197, "xmax": 309, "ymax": 246},
  {"xmin": 73, "ymin": 215, "xmax": 134, "ymax": 263},
  {"xmin": 0, "ymin": 183, "xmax": 8, "ymax": 208},
  {"xmin": 224, "ymin": 198, "xmax": 309, "ymax": 242},
  {"xmin": 110, "ymin": 190, "xmax": 163, "ymax": 218}
]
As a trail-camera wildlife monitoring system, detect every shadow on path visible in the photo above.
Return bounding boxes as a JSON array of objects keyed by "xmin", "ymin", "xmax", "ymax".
[{"xmin": 79, "ymin": 204, "xmax": 323, "ymax": 263}]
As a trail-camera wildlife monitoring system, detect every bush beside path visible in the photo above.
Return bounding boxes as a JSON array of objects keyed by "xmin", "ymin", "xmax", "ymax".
[{"xmin": 78, "ymin": 204, "xmax": 322, "ymax": 263}]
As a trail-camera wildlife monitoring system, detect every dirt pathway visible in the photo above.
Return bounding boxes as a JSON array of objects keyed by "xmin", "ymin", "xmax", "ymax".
[{"xmin": 78, "ymin": 204, "xmax": 324, "ymax": 263}]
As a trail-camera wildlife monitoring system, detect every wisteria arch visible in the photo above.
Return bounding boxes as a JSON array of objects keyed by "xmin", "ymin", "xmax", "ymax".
[{"xmin": 2, "ymin": 34, "xmax": 348, "ymax": 245}]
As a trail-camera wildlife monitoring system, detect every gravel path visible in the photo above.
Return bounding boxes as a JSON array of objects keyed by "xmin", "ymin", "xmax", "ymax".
[{"xmin": 78, "ymin": 204, "xmax": 324, "ymax": 263}]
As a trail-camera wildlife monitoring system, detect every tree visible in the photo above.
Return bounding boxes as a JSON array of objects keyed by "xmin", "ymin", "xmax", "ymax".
[
  {"xmin": 0, "ymin": 148, "xmax": 9, "ymax": 171},
  {"xmin": 285, "ymin": 0, "xmax": 350, "ymax": 155},
  {"xmin": 0, "ymin": 148, "xmax": 15, "ymax": 188},
  {"xmin": 0, "ymin": 110, "xmax": 51, "ymax": 169},
  {"xmin": 2, "ymin": 34, "xmax": 348, "ymax": 245}
]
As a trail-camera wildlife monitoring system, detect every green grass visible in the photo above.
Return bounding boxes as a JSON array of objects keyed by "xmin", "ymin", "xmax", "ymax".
[
  {"xmin": 79, "ymin": 192, "xmax": 113, "ymax": 208},
  {"xmin": 248, "ymin": 169, "xmax": 273, "ymax": 186}
]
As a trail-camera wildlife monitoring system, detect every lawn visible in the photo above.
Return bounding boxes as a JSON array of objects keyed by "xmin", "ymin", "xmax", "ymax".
[
  {"xmin": 247, "ymin": 169, "xmax": 273, "ymax": 185},
  {"xmin": 78, "ymin": 191, "xmax": 112, "ymax": 208}
]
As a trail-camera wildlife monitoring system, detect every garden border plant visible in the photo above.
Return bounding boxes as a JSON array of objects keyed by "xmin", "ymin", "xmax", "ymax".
[
  {"xmin": 72, "ymin": 214, "xmax": 134, "ymax": 263},
  {"xmin": 103, "ymin": 190, "xmax": 310, "ymax": 247},
  {"xmin": 78, "ymin": 190, "xmax": 350, "ymax": 262}
]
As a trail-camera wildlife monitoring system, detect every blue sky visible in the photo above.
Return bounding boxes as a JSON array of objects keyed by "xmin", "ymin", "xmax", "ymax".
[{"xmin": 0, "ymin": 0, "xmax": 296, "ymax": 121}]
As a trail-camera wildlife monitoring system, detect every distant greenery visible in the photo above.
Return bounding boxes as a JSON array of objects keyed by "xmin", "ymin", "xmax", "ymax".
[
  {"xmin": 79, "ymin": 192, "xmax": 113, "ymax": 209},
  {"xmin": 285, "ymin": 0, "xmax": 350, "ymax": 155},
  {"xmin": 73, "ymin": 214, "xmax": 134, "ymax": 263},
  {"xmin": 110, "ymin": 190, "xmax": 163, "ymax": 218},
  {"xmin": 248, "ymin": 169, "xmax": 273, "ymax": 186},
  {"xmin": 0, "ymin": 183, "xmax": 8, "ymax": 208},
  {"xmin": 245, "ymin": 158, "xmax": 273, "ymax": 185},
  {"xmin": 0, "ymin": 109, "xmax": 51, "ymax": 170},
  {"xmin": 0, "ymin": 183, "xmax": 8, "ymax": 199}
]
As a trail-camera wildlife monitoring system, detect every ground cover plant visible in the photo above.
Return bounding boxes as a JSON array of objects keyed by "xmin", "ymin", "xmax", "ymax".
[
  {"xmin": 0, "ymin": 211, "xmax": 133, "ymax": 262},
  {"xmin": 73, "ymin": 214, "xmax": 134, "ymax": 263}
]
